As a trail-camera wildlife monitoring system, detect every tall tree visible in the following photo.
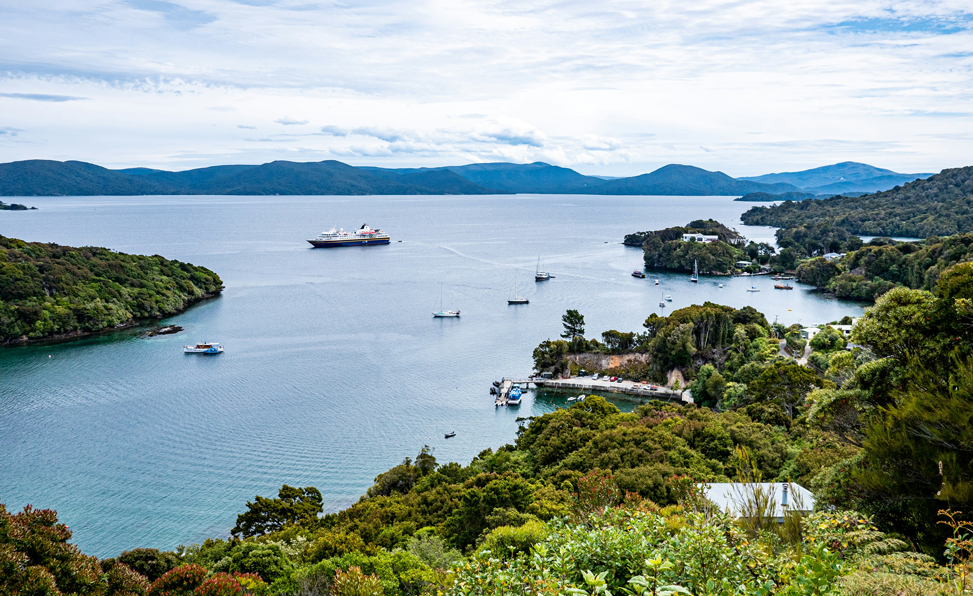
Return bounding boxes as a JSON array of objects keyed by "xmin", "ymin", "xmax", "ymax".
[
  {"xmin": 231, "ymin": 485, "xmax": 323, "ymax": 537},
  {"xmin": 561, "ymin": 310, "xmax": 586, "ymax": 352}
]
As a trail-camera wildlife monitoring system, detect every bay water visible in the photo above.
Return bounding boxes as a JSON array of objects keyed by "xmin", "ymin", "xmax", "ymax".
[{"xmin": 0, "ymin": 194, "xmax": 864, "ymax": 557}]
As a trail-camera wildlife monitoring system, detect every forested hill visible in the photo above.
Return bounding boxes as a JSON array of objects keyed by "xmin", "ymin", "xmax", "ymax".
[
  {"xmin": 0, "ymin": 160, "xmax": 503, "ymax": 196},
  {"xmin": 740, "ymin": 166, "xmax": 973, "ymax": 237},
  {"xmin": 3, "ymin": 159, "xmax": 811, "ymax": 196},
  {"xmin": 0, "ymin": 236, "xmax": 222, "ymax": 342}
]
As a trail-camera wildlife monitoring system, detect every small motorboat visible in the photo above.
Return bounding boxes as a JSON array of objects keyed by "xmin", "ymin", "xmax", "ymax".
[
  {"xmin": 567, "ymin": 395, "xmax": 577, "ymax": 402},
  {"xmin": 718, "ymin": 283, "xmax": 724, "ymax": 288},
  {"xmin": 654, "ymin": 279, "xmax": 659, "ymax": 285},
  {"xmin": 445, "ymin": 432, "xmax": 456, "ymax": 438},
  {"xmin": 184, "ymin": 342, "xmax": 223, "ymax": 354},
  {"xmin": 747, "ymin": 286, "xmax": 760, "ymax": 292},
  {"xmin": 665, "ymin": 295, "xmax": 672, "ymax": 301},
  {"xmin": 492, "ymin": 380, "xmax": 501, "ymax": 387},
  {"xmin": 578, "ymin": 395, "xmax": 586, "ymax": 401},
  {"xmin": 774, "ymin": 283, "xmax": 794, "ymax": 290},
  {"xmin": 490, "ymin": 387, "xmax": 497, "ymax": 395},
  {"xmin": 632, "ymin": 270, "xmax": 646, "ymax": 278}
]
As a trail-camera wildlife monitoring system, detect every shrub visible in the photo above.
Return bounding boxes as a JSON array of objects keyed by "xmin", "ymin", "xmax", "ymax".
[
  {"xmin": 476, "ymin": 520, "xmax": 548, "ymax": 559},
  {"xmin": 331, "ymin": 566, "xmax": 383, "ymax": 596},
  {"xmin": 146, "ymin": 564, "xmax": 208, "ymax": 596}
]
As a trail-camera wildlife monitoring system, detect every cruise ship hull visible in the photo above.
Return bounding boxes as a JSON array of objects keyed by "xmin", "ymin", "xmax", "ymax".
[{"xmin": 307, "ymin": 238, "xmax": 391, "ymax": 248}]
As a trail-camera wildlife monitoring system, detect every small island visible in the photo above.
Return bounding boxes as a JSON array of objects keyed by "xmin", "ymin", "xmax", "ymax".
[
  {"xmin": 0, "ymin": 235, "xmax": 222, "ymax": 344},
  {"xmin": 0, "ymin": 200, "xmax": 36, "ymax": 210},
  {"xmin": 624, "ymin": 219, "xmax": 753, "ymax": 274}
]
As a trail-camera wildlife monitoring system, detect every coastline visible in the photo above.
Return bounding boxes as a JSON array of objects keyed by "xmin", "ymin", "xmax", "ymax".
[{"xmin": 0, "ymin": 291, "xmax": 222, "ymax": 347}]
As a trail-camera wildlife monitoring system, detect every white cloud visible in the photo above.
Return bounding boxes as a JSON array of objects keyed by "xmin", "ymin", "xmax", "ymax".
[
  {"xmin": 0, "ymin": 0, "xmax": 970, "ymax": 173},
  {"xmin": 275, "ymin": 116, "xmax": 309, "ymax": 125}
]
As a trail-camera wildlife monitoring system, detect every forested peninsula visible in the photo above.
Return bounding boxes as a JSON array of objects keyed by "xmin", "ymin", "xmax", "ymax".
[
  {"xmin": 0, "ymin": 236, "xmax": 222, "ymax": 343},
  {"xmin": 6, "ymin": 269, "xmax": 973, "ymax": 596},
  {"xmin": 741, "ymin": 166, "xmax": 973, "ymax": 237}
]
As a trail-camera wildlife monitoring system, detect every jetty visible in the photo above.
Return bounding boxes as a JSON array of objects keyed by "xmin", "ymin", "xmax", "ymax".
[{"xmin": 494, "ymin": 376, "xmax": 692, "ymax": 405}]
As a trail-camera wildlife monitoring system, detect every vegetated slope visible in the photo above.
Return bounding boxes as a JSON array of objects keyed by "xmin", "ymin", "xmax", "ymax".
[
  {"xmin": 795, "ymin": 233, "xmax": 973, "ymax": 301},
  {"xmin": 0, "ymin": 235, "xmax": 222, "ymax": 342},
  {"xmin": 734, "ymin": 191, "xmax": 819, "ymax": 202},
  {"xmin": 445, "ymin": 162, "xmax": 607, "ymax": 193},
  {"xmin": 741, "ymin": 166, "xmax": 973, "ymax": 237},
  {"xmin": 179, "ymin": 160, "xmax": 501, "ymax": 195},
  {"xmin": 623, "ymin": 220, "xmax": 749, "ymax": 273},
  {"xmin": 0, "ymin": 160, "xmax": 170, "ymax": 196},
  {"xmin": 591, "ymin": 164, "xmax": 800, "ymax": 195},
  {"xmin": 0, "ymin": 160, "xmax": 502, "ymax": 196}
]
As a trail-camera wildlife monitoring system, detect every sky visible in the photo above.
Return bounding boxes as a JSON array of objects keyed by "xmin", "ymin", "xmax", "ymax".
[{"xmin": 0, "ymin": 0, "xmax": 972, "ymax": 176}]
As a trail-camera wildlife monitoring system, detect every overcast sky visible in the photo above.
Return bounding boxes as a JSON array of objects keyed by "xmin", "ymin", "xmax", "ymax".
[{"xmin": 0, "ymin": 0, "xmax": 971, "ymax": 176}]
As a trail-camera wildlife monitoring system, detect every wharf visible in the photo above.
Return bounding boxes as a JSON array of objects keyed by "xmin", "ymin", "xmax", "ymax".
[
  {"xmin": 535, "ymin": 377, "xmax": 691, "ymax": 404},
  {"xmin": 494, "ymin": 376, "xmax": 692, "ymax": 405}
]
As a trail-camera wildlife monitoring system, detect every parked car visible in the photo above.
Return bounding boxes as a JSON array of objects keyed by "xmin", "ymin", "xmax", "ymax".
[
  {"xmin": 616, "ymin": 377, "xmax": 624, "ymax": 383},
  {"xmin": 591, "ymin": 373, "xmax": 599, "ymax": 380},
  {"xmin": 609, "ymin": 376, "xmax": 617, "ymax": 382}
]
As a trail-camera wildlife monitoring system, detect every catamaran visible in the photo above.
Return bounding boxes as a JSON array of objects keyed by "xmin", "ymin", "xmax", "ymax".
[
  {"xmin": 433, "ymin": 284, "xmax": 460, "ymax": 318},
  {"xmin": 690, "ymin": 259, "xmax": 699, "ymax": 283}
]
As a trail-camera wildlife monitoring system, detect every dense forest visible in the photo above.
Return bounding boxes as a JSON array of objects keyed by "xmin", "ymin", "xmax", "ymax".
[
  {"xmin": 0, "ymin": 236, "xmax": 222, "ymax": 342},
  {"xmin": 734, "ymin": 191, "xmax": 818, "ymax": 202},
  {"xmin": 796, "ymin": 232, "xmax": 973, "ymax": 300},
  {"xmin": 740, "ymin": 166, "xmax": 973, "ymax": 237},
  {"xmin": 5, "ymin": 260, "xmax": 973, "ymax": 596},
  {"xmin": 624, "ymin": 220, "xmax": 751, "ymax": 274}
]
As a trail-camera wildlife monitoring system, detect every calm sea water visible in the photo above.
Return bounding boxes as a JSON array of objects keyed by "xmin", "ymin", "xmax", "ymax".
[{"xmin": 0, "ymin": 195, "xmax": 864, "ymax": 557}]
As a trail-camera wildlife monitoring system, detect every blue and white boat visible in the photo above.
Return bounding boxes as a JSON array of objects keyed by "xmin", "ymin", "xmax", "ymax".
[
  {"xmin": 507, "ymin": 386, "xmax": 522, "ymax": 405},
  {"xmin": 308, "ymin": 224, "xmax": 390, "ymax": 248},
  {"xmin": 184, "ymin": 342, "xmax": 223, "ymax": 354}
]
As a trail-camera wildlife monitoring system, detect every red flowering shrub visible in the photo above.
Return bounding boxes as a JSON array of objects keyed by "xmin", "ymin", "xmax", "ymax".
[
  {"xmin": 146, "ymin": 564, "xmax": 207, "ymax": 596},
  {"xmin": 194, "ymin": 573, "xmax": 243, "ymax": 596}
]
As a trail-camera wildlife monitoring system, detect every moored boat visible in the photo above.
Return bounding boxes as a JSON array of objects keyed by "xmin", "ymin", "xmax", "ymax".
[
  {"xmin": 184, "ymin": 342, "xmax": 223, "ymax": 354},
  {"xmin": 507, "ymin": 386, "xmax": 522, "ymax": 405},
  {"xmin": 535, "ymin": 257, "xmax": 553, "ymax": 281},
  {"xmin": 445, "ymin": 432, "xmax": 456, "ymax": 438},
  {"xmin": 774, "ymin": 283, "xmax": 794, "ymax": 290},
  {"xmin": 308, "ymin": 224, "xmax": 390, "ymax": 247},
  {"xmin": 632, "ymin": 270, "xmax": 646, "ymax": 278},
  {"xmin": 690, "ymin": 259, "xmax": 699, "ymax": 283}
]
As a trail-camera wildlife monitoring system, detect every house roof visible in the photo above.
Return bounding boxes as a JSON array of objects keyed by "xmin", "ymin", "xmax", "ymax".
[{"xmin": 700, "ymin": 482, "xmax": 815, "ymax": 518}]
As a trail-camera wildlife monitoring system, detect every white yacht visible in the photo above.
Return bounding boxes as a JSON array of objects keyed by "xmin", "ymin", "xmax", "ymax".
[{"xmin": 184, "ymin": 342, "xmax": 223, "ymax": 354}]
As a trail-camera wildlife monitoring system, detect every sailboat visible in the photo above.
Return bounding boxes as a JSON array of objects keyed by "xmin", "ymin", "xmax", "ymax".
[
  {"xmin": 535, "ymin": 257, "xmax": 553, "ymax": 281},
  {"xmin": 690, "ymin": 259, "xmax": 699, "ymax": 283},
  {"xmin": 433, "ymin": 284, "xmax": 461, "ymax": 317},
  {"xmin": 508, "ymin": 271, "xmax": 529, "ymax": 304},
  {"xmin": 659, "ymin": 292, "xmax": 666, "ymax": 308}
]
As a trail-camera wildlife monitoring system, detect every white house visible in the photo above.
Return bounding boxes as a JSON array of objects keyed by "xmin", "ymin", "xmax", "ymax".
[
  {"xmin": 682, "ymin": 233, "xmax": 720, "ymax": 243},
  {"xmin": 701, "ymin": 482, "xmax": 815, "ymax": 522},
  {"xmin": 800, "ymin": 327, "xmax": 820, "ymax": 340},
  {"xmin": 801, "ymin": 320, "xmax": 858, "ymax": 341},
  {"xmin": 822, "ymin": 253, "xmax": 844, "ymax": 262}
]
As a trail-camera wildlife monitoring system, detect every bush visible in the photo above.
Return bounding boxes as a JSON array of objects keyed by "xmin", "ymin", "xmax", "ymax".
[
  {"xmin": 146, "ymin": 565, "xmax": 208, "ymax": 596},
  {"xmin": 476, "ymin": 520, "xmax": 549, "ymax": 559},
  {"xmin": 332, "ymin": 566, "xmax": 383, "ymax": 596}
]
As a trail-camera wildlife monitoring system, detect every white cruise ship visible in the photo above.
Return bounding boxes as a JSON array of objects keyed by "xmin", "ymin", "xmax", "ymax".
[{"xmin": 308, "ymin": 224, "xmax": 390, "ymax": 248}]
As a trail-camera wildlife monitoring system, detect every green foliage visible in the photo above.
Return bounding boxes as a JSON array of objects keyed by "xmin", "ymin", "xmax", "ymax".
[
  {"xmin": 476, "ymin": 520, "xmax": 548, "ymax": 559},
  {"xmin": 112, "ymin": 548, "xmax": 181, "ymax": 582},
  {"xmin": 404, "ymin": 533, "xmax": 462, "ymax": 570},
  {"xmin": 741, "ymin": 166, "xmax": 973, "ymax": 237},
  {"xmin": 231, "ymin": 486, "xmax": 323, "ymax": 538},
  {"xmin": 105, "ymin": 563, "xmax": 150, "ymax": 596},
  {"xmin": 775, "ymin": 223, "xmax": 863, "ymax": 258},
  {"xmin": 222, "ymin": 542, "xmax": 292, "ymax": 584},
  {"xmin": 0, "ymin": 503, "xmax": 105, "ymax": 596},
  {"xmin": 809, "ymin": 327, "xmax": 847, "ymax": 353},
  {"xmin": 749, "ymin": 361, "xmax": 823, "ymax": 419},
  {"xmin": 332, "ymin": 566, "xmax": 383, "ymax": 596},
  {"xmin": 796, "ymin": 257, "xmax": 841, "ymax": 289},
  {"xmin": 0, "ymin": 235, "xmax": 222, "ymax": 342}
]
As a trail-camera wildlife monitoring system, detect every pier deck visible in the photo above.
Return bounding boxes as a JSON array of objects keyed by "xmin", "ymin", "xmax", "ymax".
[{"xmin": 494, "ymin": 376, "xmax": 692, "ymax": 405}]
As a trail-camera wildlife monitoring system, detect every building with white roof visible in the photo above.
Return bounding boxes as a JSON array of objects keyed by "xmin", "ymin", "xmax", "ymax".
[
  {"xmin": 700, "ymin": 482, "xmax": 815, "ymax": 522},
  {"xmin": 682, "ymin": 233, "xmax": 720, "ymax": 243}
]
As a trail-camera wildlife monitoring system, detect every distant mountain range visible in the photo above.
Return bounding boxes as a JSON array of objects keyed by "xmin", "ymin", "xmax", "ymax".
[
  {"xmin": 0, "ymin": 159, "xmax": 937, "ymax": 197},
  {"xmin": 738, "ymin": 161, "xmax": 934, "ymax": 195}
]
